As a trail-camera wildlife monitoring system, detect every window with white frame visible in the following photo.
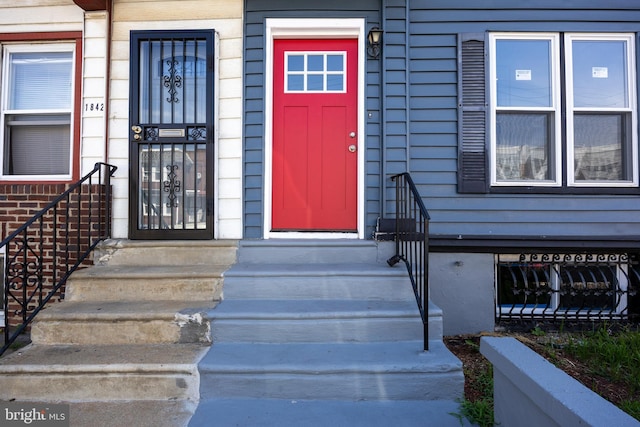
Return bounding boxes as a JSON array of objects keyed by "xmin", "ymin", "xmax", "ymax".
[
  {"xmin": 0, "ymin": 44, "xmax": 75, "ymax": 179},
  {"xmin": 488, "ymin": 33, "xmax": 637, "ymax": 188},
  {"xmin": 285, "ymin": 52, "xmax": 346, "ymax": 93}
]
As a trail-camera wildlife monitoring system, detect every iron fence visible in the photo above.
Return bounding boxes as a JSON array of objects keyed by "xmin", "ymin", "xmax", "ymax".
[{"xmin": 496, "ymin": 253, "xmax": 640, "ymax": 322}]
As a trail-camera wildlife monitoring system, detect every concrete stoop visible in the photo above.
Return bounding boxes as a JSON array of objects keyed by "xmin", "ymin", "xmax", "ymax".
[
  {"xmin": 190, "ymin": 240, "xmax": 466, "ymax": 426},
  {"xmin": 0, "ymin": 239, "xmax": 466, "ymax": 426},
  {"xmin": 0, "ymin": 240, "xmax": 238, "ymax": 423}
]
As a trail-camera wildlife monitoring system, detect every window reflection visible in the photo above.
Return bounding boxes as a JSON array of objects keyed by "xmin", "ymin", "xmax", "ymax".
[
  {"xmin": 496, "ymin": 113, "xmax": 552, "ymax": 181},
  {"xmin": 496, "ymin": 39, "xmax": 552, "ymax": 108},
  {"xmin": 572, "ymin": 41, "xmax": 628, "ymax": 108},
  {"xmin": 138, "ymin": 39, "xmax": 207, "ymax": 125},
  {"xmin": 574, "ymin": 114, "xmax": 629, "ymax": 181}
]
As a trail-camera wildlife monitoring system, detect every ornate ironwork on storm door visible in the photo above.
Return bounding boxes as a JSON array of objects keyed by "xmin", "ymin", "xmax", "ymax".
[{"xmin": 129, "ymin": 30, "xmax": 215, "ymax": 239}]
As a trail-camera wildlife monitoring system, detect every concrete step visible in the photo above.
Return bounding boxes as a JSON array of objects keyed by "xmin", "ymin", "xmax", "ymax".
[
  {"xmin": 223, "ymin": 263, "xmax": 415, "ymax": 300},
  {"xmin": 198, "ymin": 340, "xmax": 463, "ymax": 401},
  {"xmin": 31, "ymin": 301, "xmax": 214, "ymax": 345},
  {"xmin": 237, "ymin": 239, "xmax": 393, "ymax": 264},
  {"xmin": 94, "ymin": 239, "xmax": 238, "ymax": 266},
  {"xmin": 66, "ymin": 265, "xmax": 228, "ymax": 302},
  {"xmin": 189, "ymin": 240, "xmax": 464, "ymax": 423},
  {"xmin": 0, "ymin": 344, "xmax": 207, "ymax": 402},
  {"xmin": 189, "ymin": 398, "xmax": 472, "ymax": 427},
  {"xmin": 209, "ymin": 299, "xmax": 443, "ymax": 342},
  {"xmin": 0, "ymin": 239, "xmax": 239, "ymax": 420},
  {"xmin": 71, "ymin": 401, "xmax": 196, "ymax": 427}
]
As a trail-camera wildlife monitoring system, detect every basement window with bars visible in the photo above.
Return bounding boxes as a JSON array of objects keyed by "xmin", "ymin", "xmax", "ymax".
[
  {"xmin": 495, "ymin": 253, "xmax": 639, "ymax": 321},
  {"xmin": 0, "ymin": 44, "xmax": 76, "ymax": 180}
]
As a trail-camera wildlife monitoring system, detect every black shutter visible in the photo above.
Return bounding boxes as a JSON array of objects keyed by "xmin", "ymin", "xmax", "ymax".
[{"xmin": 457, "ymin": 33, "xmax": 488, "ymax": 193}]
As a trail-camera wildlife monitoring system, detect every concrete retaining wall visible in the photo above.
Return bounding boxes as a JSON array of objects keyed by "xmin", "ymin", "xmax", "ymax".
[{"xmin": 480, "ymin": 337, "xmax": 639, "ymax": 427}]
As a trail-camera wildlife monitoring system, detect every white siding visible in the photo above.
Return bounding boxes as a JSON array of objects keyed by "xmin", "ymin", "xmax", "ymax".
[
  {"xmin": 0, "ymin": 1, "xmax": 83, "ymax": 33},
  {"xmin": 80, "ymin": 11, "xmax": 109, "ymax": 175},
  {"xmin": 109, "ymin": 0, "xmax": 244, "ymax": 239}
]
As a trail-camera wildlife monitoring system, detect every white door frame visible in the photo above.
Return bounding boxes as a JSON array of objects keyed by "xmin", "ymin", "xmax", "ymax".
[{"xmin": 263, "ymin": 18, "xmax": 366, "ymax": 239}]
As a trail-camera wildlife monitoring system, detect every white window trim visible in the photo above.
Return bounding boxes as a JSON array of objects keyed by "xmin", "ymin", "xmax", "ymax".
[
  {"xmin": 489, "ymin": 32, "xmax": 639, "ymax": 189},
  {"xmin": 284, "ymin": 51, "xmax": 348, "ymax": 93},
  {"xmin": 489, "ymin": 32, "xmax": 562, "ymax": 187},
  {"xmin": 263, "ymin": 18, "xmax": 366, "ymax": 239},
  {"xmin": 565, "ymin": 33, "xmax": 638, "ymax": 187},
  {"xmin": 0, "ymin": 43, "xmax": 76, "ymax": 181}
]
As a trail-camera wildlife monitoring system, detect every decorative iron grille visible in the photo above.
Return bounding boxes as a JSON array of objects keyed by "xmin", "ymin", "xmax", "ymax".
[{"xmin": 496, "ymin": 253, "xmax": 640, "ymax": 322}]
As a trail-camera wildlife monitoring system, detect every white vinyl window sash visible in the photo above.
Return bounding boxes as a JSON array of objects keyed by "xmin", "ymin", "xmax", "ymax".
[
  {"xmin": 565, "ymin": 34, "xmax": 638, "ymax": 187},
  {"xmin": 489, "ymin": 33, "xmax": 562, "ymax": 187},
  {"xmin": 0, "ymin": 44, "xmax": 75, "ymax": 180},
  {"xmin": 489, "ymin": 32, "xmax": 638, "ymax": 188}
]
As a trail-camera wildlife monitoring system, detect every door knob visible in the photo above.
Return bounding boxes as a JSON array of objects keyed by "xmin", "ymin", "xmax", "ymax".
[
  {"xmin": 132, "ymin": 125, "xmax": 142, "ymax": 134},
  {"xmin": 348, "ymin": 144, "xmax": 357, "ymax": 153}
]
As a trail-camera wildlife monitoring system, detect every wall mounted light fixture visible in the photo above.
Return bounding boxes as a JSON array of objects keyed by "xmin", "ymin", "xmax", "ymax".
[{"xmin": 367, "ymin": 27, "xmax": 383, "ymax": 59}]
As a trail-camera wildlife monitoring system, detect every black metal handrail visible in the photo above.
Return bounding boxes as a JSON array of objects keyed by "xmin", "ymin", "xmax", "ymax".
[
  {"xmin": 1, "ymin": 162, "xmax": 117, "ymax": 356},
  {"xmin": 387, "ymin": 172, "xmax": 431, "ymax": 351}
]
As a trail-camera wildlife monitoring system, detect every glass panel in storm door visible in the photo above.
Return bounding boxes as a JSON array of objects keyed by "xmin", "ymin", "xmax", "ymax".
[{"xmin": 136, "ymin": 37, "xmax": 208, "ymax": 231}]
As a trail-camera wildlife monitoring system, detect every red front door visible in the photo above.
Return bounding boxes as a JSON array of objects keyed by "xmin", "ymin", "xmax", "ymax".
[{"xmin": 272, "ymin": 39, "xmax": 358, "ymax": 231}]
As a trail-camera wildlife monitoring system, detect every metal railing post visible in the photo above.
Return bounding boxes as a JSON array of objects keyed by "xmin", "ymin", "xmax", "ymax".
[{"xmin": 387, "ymin": 172, "xmax": 431, "ymax": 351}]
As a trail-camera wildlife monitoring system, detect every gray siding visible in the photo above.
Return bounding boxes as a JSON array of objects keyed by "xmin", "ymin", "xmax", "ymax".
[
  {"xmin": 243, "ymin": 0, "xmax": 382, "ymax": 238},
  {"xmin": 403, "ymin": 0, "xmax": 640, "ymax": 239},
  {"xmin": 244, "ymin": 0, "xmax": 640, "ymax": 241}
]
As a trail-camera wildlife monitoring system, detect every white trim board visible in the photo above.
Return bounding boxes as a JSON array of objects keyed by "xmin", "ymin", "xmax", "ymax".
[{"xmin": 263, "ymin": 18, "xmax": 366, "ymax": 240}]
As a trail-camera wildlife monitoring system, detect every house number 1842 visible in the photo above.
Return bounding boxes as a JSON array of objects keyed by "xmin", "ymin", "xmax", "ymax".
[{"xmin": 84, "ymin": 102, "xmax": 105, "ymax": 112}]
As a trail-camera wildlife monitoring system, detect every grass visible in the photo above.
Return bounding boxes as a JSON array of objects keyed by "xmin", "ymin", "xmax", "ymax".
[
  {"xmin": 457, "ymin": 365, "xmax": 495, "ymax": 427},
  {"xmin": 565, "ymin": 326, "xmax": 640, "ymax": 392},
  {"xmin": 564, "ymin": 325, "xmax": 640, "ymax": 420},
  {"xmin": 621, "ymin": 400, "xmax": 640, "ymax": 421},
  {"xmin": 450, "ymin": 338, "xmax": 496, "ymax": 427}
]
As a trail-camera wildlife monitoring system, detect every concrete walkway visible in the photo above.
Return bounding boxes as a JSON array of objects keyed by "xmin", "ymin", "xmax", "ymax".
[{"xmin": 59, "ymin": 396, "xmax": 473, "ymax": 426}]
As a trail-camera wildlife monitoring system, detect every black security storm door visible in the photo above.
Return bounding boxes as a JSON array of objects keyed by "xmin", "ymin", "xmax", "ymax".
[{"xmin": 129, "ymin": 30, "xmax": 215, "ymax": 239}]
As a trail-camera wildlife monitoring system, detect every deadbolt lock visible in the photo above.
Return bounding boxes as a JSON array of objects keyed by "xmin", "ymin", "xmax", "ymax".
[
  {"xmin": 131, "ymin": 125, "xmax": 142, "ymax": 134},
  {"xmin": 133, "ymin": 134, "xmax": 141, "ymax": 141}
]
